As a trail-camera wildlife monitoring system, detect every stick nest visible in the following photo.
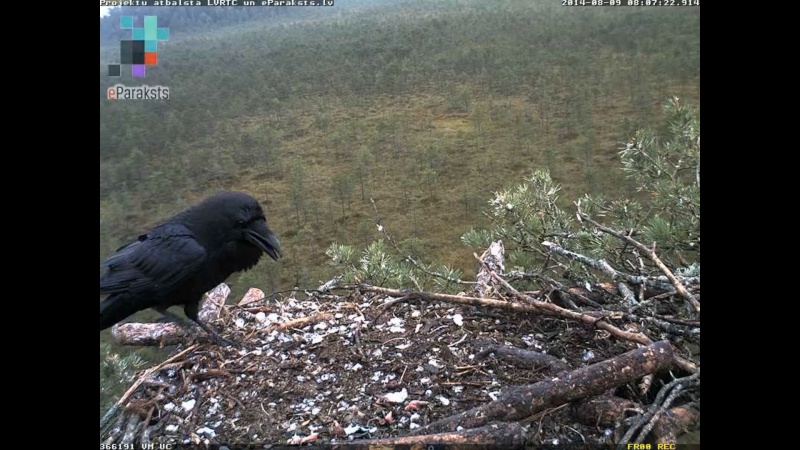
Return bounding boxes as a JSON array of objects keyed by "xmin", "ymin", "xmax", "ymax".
[{"xmin": 101, "ymin": 280, "xmax": 699, "ymax": 448}]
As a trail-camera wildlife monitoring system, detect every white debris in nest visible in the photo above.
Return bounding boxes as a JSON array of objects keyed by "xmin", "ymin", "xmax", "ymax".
[
  {"xmin": 583, "ymin": 349, "xmax": 595, "ymax": 362},
  {"xmin": 487, "ymin": 391, "xmax": 501, "ymax": 401},
  {"xmin": 425, "ymin": 389, "xmax": 433, "ymax": 397},
  {"xmin": 335, "ymin": 313, "xmax": 344, "ymax": 319},
  {"xmin": 395, "ymin": 343, "xmax": 412, "ymax": 350},
  {"xmin": 317, "ymin": 373, "xmax": 336, "ymax": 383},
  {"xmin": 388, "ymin": 317, "xmax": 405, "ymax": 333},
  {"xmin": 349, "ymin": 363, "xmax": 363, "ymax": 371},
  {"xmin": 235, "ymin": 317, "xmax": 246, "ymax": 328},
  {"xmin": 311, "ymin": 407, "xmax": 321, "ymax": 415},
  {"xmin": 196, "ymin": 427, "xmax": 216, "ymax": 438},
  {"xmin": 165, "ymin": 424, "xmax": 179, "ymax": 433},
  {"xmin": 457, "ymin": 426, "xmax": 464, "ymax": 431},
  {"xmin": 287, "ymin": 423, "xmax": 298, "ymax": 432},
  {"xmin": 311, "ymin": 334, "xmax": 324, "ymax": 344},
  {"xmin": 207, "ymin": 401, "xmax": 219, "ymax": 416},
  {"xmin": 344, "ymin": 424, "xmax": 361, "ymax": 436},
  {"xmin": 452, "ymin": 386, "xmax": 464, "ymax": 394},
  {"xmin": 411, "ymin": 310, "xmax": 421, "ymax": 318},
  {"xmin": 277, "ymin": 333, "xmax": 294, "ymax": 343},
  {"xmin": 382, "ymin": 373, "xmax": 397, "ymax": 384},
  {"xmin": 268, "ymin": 402, "xmax": 277, "ymax": 408},
  {"xmin": 372, "ymin": 349, "xmax": 383, "ymax": 358},
  {"xmin": 420, "ymin": 377, "xmax": 431, "ymax": 384},
  {"xmin": 415, "ymin": 323, "xmax": 422, "ymax": 333},
  {"xmin": 452, "ymin": 314, "xmax": 464, "ymax": 326},
  {"xmin": 164, "ymin": 402, "xmax": 176, "ymax": 412},
  {"xmin": 372, "ymin": 371, "xmax": 384, "ymax": 382},
  {"xmin": 382, "ymin": 388, "xmax": 408, "ymax": 404},
  {"xmin": 428, "ymin": 359, "xmax": 441, "ymax": 367},
  {"xmin": 314, "ymin": 322, "xmax": 328, "ymax": 330},
  {"xmin": 438, "ymin": 396, "xmax": 451, "ymax": 406},
  {"xmin": 415, "ymin": 366, "xmax": 425, "ymax": 372},
  {"xmin": 255, "ymin": 312, "xmax": 267, "ymax": 323},
  {"xmin": 337, "ymin": 400, "xmax": 350, "ymax": 411},
  {"xmin": 297, "ymin": 375, "xmax": 307, "ymax": 382},
  {"xmin": 182, "ymin": 399, "xmax": 196, "ymax": 412},
  {"xmin": 409, "ymin": 422, "xmax": 420, "ymax": 430}
]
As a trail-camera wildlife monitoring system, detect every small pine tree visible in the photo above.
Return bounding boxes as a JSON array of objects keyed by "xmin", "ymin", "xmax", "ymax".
[{"xmin": 100, "ymin": 343, "xmax": 147, "ymax": 418}]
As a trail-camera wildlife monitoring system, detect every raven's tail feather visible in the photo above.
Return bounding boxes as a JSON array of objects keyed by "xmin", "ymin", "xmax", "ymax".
[{"xmin": 100, "ymin": 294, "xmax": 140, "ymax": 330}]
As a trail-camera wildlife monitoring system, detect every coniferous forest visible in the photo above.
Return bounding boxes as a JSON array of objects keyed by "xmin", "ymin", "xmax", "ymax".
[{"xmin": 100, "ymin": 1, "xmax": 699, "ymax": 443}]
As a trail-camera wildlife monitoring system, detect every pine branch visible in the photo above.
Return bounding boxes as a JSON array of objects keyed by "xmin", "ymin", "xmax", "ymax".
[
  {"xmin": 370, "ymin": 197, "xmax": 474, "ymax": 286},
  {"xmin": 575, "ymin": 202, "xmax": 700, "ymax": 313}
]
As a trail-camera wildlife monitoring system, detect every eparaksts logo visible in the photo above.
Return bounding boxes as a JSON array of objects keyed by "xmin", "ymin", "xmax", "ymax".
[{"xmin": 107, "ymin": 84, "xmax": 170, "ymax": 100}]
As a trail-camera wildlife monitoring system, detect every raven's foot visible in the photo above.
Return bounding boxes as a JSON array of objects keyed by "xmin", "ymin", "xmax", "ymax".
[{"xmin": 195, "ymin": 319, "xmax": 241, "ymax": 348}]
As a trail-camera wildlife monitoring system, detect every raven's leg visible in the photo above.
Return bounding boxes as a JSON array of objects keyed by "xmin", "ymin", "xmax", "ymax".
[
  {"xmin": 152, "ymin": 307, "xmax": 188, "ymax": 325},
  {"xmin": 183, "ymin": 301, "xmax": 240, "ymax": 348}
]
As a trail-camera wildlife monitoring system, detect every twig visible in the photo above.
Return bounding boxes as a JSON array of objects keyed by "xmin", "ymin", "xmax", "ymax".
[
  {"xmin": 262, "ymin": 313, "xmax": 333, "ymax": 333},
  {"xmin": 575, "ymin": 203, "xmax": 700, "ymax": 313},
  {"xmin": 101, "ymin": 344, "xmax": 200, "ymax": 432},
  {"xmin": 619, "ymin": 371, "xmax": 700, "ymax": 444},
  {"xmin": 543, "ymin": 241, "xmax": 669, "ymax": 289}
]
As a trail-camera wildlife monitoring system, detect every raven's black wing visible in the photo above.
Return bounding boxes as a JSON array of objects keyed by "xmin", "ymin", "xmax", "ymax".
[{"xmin": 100, "ymin": 223, "xmax": 207, "ymax": 298}]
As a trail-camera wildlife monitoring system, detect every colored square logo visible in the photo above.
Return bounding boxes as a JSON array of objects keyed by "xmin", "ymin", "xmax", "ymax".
[
  {"xmin": 120, "ymin": 15, "xmax": 133, "ymax": 29},
  {"xmin": 110, "ymin": 15, "xmax": 168, "ymax": 79}
]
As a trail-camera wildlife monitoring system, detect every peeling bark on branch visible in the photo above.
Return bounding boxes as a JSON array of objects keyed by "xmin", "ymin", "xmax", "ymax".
[
  {"xmin": 475, "ymin": 240, "xmax": 505, "ymax": 297},
  {"xmin": 111, "ymin": 284, "xmax": 230, "ymax": 346},
  {"xmin": 413, "ymin": 341, "xmax": 675, "ymax": 434}
]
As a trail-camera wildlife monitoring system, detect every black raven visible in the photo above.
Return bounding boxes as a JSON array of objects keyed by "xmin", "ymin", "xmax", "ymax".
[{"xmin": 99, "ymin": 191, "xmax": 282, "ymax": 346}]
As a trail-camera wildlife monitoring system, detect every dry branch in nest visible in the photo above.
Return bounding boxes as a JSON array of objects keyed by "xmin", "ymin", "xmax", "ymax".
[
  {"xmin": 101, "ymin": 240, "xmax": 699, "ymax": 447},
  {"xmin": 412, "ymin": 341, "xmax": 674, "ymax": 435}
]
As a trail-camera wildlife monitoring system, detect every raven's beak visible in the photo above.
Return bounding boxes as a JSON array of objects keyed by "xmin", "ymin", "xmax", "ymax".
[{"xmin": 245, "ymin": 222, "xmax": 282, "ymax": 261}]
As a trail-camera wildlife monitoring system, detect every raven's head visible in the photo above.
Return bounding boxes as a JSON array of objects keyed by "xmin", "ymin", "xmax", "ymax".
[
  {"xmin": 236, "ymin": 197, "xmax": 282, "ymax": 262},
  {"xmin": 182, "ymin": 191, "xmax": 282, "ymax": 262},
  {"xmin": 211, "ymin": 191, "xmax": 282, "ymax": 262}
]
